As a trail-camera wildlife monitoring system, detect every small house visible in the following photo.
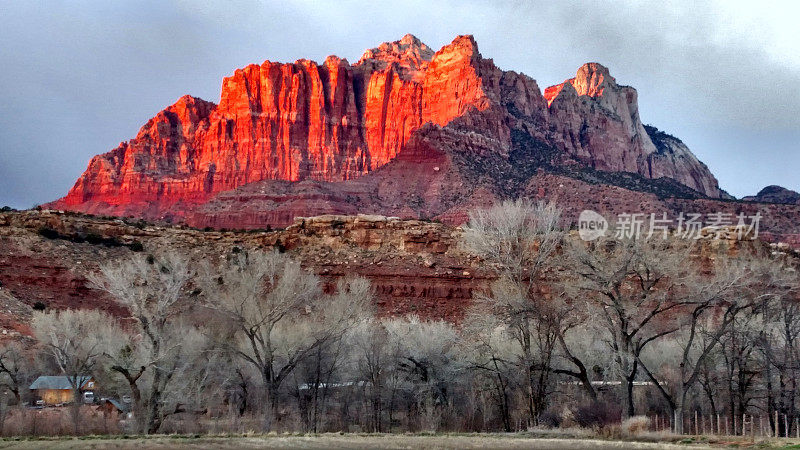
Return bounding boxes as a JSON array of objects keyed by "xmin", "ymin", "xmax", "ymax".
[
  {"xmin": 98, "ymin": 398, "xmax": 129, "ymax": 416},
  {"xmin": 29, "ymin": 375, "xmax": 95, "ymax": 405}
]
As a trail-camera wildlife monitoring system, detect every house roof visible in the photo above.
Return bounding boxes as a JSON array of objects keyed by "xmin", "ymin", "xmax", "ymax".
[
  {"xmin": 29, "ymin": 375, "xmax": 92, "ymax": 390},
  {"xmin": 103, "ymin": 398, "xmax": 128, "ymax": 412}
]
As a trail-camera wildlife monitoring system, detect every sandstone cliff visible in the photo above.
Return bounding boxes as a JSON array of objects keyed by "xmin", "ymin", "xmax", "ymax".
[
  {"xmin": 544, "ymin": 64, "xmax": 720, "ymax": 197},
  {"xmin": 0, "ymin": 209, "xmax": 794, "ymax": 334},
  {"xmin": 0, "ymin": 210, "xmax": 490, "ymax": 326},
  {"xmin": 47, "ymin": 34, "xmax": 724, "ymax": 223}
]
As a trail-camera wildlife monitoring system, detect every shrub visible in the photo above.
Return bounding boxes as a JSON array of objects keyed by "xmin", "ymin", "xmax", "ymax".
[
  {"xmin": 129, "ymin": 240, "xmax": 144, "ymax": 252},
  {"xmin": 621, "ymin": 416, "xmax": 651, "ymax": 436},
  {"xmin": 83, "ymin": 233, "xmax": 123, "ymax": 247},
  {"xmin": 85, "ymin": 233, "xmax": 103, "ymax": 245},
  {"xmin": 37, "ymin": 227, "xmax": 60, "ymax": 240},
  {"xmin": 538, "ymin": 408, "xmax": 562, "ymax": 428},
  {"xmin": 573, "ymin": 401, "xmax": 621, "ymax": 428},
  {"xmin": 32, "ymin": 301, "xmax": 46, "ymax": 311}
]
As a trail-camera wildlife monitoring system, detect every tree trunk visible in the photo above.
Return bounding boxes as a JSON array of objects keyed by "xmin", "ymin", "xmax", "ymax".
[
  {"xmin": 146, "ymin": 370, "xmax": 164, "ymax": 434},
  {"xmin": 622, "ymin": 361, "xmax": 638, "ymax": 419},
  {"xmin": 557, "ymin": 334, "xmax": 597, "ymax": 400},
  {"xmin": 260, "ymin": 369, "xmax": 278, "ymax": 431},
  {"xmin": 128, "ymin": 382, "xmax": 144, "ymax": 434},
  {"xmin": 625, "ymin": 379, "xmax": 635, "ymax": 419},
  {"xmin": 70, "ymin": 388, "xmax": 81, "ymax": 435},
  {"xmin": 674, "ymin": 392, "xmax": 686, "ymax": 434}
]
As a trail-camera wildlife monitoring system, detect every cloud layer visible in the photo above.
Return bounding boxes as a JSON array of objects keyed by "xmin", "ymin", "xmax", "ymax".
[{"xmin": 1, "ymin": 0, "xmax": 797, "ymax": 207}]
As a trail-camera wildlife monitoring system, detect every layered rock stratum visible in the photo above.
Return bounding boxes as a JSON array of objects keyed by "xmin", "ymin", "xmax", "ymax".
[
  {"xmin": 47, "ymin": 34, "xmax": 726, "ymax": 225},
  {"xmin": 1, "ymin": 209, "xmax": 793, "ymax": 334}
]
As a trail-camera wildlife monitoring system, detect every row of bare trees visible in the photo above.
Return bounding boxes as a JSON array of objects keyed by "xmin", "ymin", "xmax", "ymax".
[
  {"xmin": 462, "ymin": 200, "xmax": 799, "ymax": 434},
  {"xmin": 0, "ymin": 200, "xmax": 796, "ymax": 435}
]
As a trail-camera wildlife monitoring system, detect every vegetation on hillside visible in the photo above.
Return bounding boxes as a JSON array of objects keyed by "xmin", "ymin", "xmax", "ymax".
[{"xmin": 0, "ymin": 201, "xmax": 796, "ymax": 439}]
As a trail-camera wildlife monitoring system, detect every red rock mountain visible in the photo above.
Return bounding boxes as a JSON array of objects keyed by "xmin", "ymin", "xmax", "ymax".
[{"xmin": 49, "ymin": 34, "xmax": 725, "ymax": 225}]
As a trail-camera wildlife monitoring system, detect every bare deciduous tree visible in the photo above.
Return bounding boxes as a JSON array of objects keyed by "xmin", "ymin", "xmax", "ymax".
[
  {"xmin": 383, "ymin": 316, "xmax": 461, "ymax": 432},
  {"xmin": 566, "ymin": 236, "xmax": 696, "ymax": 418},
  {"xmin": 640, "ymin": 252, "xmax": 784, "ymax": 432},
  {"xmin": 32, "ymin": 309, "xmax": 113, "ymax": 433},
  {"xmin": 89, "ymin": 252, "xmax": 196, "ymax": 434},
  {"xmin": 201, "ymin": 250, "xmax": 372, "ymax": 429},
  {"xmin": 0, "ymin": 341, "xmax": 29, "ymax": 405},
  {"xmin": 461, "ymin": 312, "xmax": 517, "ymax": 431},
  {"xmin": 346, "ymin": 319, "xmax": 397, "ymax": 432},
  {"xmin": 462, "ymin": 200, "xmax": 570, "ymax": 422}
]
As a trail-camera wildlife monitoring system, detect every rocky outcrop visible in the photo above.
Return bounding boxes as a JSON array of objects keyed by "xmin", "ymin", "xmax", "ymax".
[
  {"xmin": 48, "ymin": 34, "xmax": 725, "ymax": 224},
  {"xmin": 743, "ymin": 185, "xmax": 800, "ymax": 205},
  {"xmin": 1, "ymin": 209, "xmax": 797, "ymax": 332},
  {"xmin": 544, "ymin": 64, "xmax": 721, "ymax": 197},
  {"xmin": 0, "ymin": 210, "xmax": 491, "ymax": 323},
  {"xmin": 643, "ymin": 125, "xmax": 721, "ymax": 198},
  {"xmin": 48, "ymin": 35, "xmax": 499, "ymax": 218}
]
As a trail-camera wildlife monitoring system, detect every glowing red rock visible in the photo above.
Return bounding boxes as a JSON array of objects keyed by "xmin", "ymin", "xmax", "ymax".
[{"xmin": 47, "ymin": 35, "xmax": 723, "ymax": 224}]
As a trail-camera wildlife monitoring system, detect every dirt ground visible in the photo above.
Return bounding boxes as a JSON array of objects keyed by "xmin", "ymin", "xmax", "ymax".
[{"xmin": 0, "ymin": 434, "xmax": 721, "ymax": 449}]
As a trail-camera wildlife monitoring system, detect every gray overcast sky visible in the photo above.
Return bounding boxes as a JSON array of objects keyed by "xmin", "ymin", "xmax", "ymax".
[{"xmin": 1, "ymin": 0, "xmax": 798, "ymax": 208}]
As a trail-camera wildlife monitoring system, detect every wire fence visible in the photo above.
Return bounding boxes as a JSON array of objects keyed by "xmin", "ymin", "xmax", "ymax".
[{"xmin": 650, "ymin": 411, "xmax": 800, "ymax": 438}]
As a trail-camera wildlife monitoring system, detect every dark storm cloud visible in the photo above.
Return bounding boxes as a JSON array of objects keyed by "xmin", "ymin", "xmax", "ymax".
[
  {"xmin": 504, "ymin": 1, "xmax": 800, "ymax": 130},
  {"xmin": 0, "ymin": 0, "xmax": 797, "ymax": 208}
]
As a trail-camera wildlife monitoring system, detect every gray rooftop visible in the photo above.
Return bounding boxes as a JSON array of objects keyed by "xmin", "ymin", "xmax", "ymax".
[{"xmin": 29, "ymin": 375, "xmax": 92, "ymax": 390}]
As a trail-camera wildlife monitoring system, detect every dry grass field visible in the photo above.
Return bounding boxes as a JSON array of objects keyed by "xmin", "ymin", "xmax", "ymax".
[{"xmin": 0, "ymin": 433, "xmax": 765, "ymax": 450}]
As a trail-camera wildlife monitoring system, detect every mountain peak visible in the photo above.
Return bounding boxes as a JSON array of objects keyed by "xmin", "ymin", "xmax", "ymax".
[
  {"xmin": 572, "ymin": 62, "xmax": 615, "ymax": 97},
  {"xmin": 357, "ymin": 34, "xmax": 434, "ymax": 72},
  {"xmin": 399, "ymin": 33, "xmax": 424, "ymax": 46},
  {"xmin": 435, "ymin": 35, "xmax": 480, "ymax": 59},
  {"xmin": 544, "ymin": 62, "xmax": 616, "ymax": 105},
  {"xmin": 48, "ymin": 34, "xmax": 725, "ymax": 225}
]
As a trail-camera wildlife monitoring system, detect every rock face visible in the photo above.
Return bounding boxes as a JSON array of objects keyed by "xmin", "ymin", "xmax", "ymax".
[
  {"xmin": 743, "ymin": 186, "xmax": 800, "ymax": 205},
  {"xmin": 1, "ymin": 209, "xmax": 795, "ymax": 331},
  {"xmin": 544, "ymin": 64, "xmax": 720, "ymax": 197},
  {"xmin": 0, "ymin": 210, "xmax": 491, "ymax": 323},
  {"xmin": 48, "ymin": 34, "xmax": 725, "ymax": 224}
]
